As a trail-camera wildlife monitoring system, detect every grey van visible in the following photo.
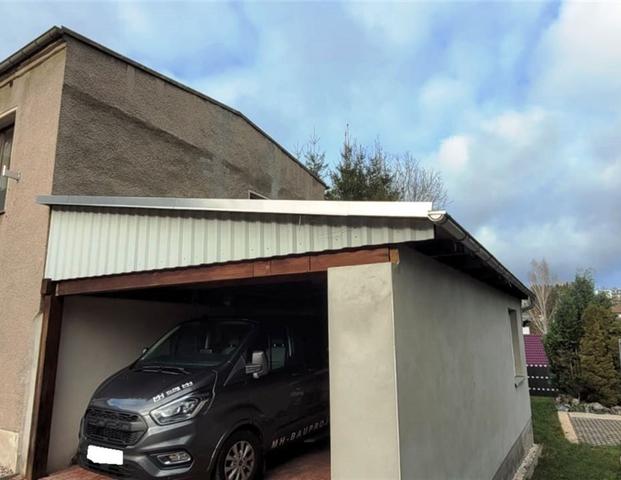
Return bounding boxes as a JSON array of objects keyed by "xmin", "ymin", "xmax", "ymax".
[{"xmin": 77, "ymin": 317, "xmax": 329, "ymax": 480}]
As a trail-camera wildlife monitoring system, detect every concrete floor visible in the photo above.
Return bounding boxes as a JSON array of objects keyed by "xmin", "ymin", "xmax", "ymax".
[{"xmin": 39, "ymin": 441, "xmax": 330, "ymax": 480}]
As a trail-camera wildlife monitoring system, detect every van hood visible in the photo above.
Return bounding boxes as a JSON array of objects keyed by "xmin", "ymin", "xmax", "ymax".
[{"xmin": 89, "ymin": 367, "xmax": 217, "ymax": 414}]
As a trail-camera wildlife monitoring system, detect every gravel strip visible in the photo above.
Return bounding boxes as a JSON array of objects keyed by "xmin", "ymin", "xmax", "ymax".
[{"xmin": 513, "ymin": 444, "xmax": 542, "ymax": 480}]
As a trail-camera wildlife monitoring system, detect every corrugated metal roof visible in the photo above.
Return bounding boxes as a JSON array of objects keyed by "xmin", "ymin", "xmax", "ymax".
[
  {"xmin": 37, "ymin": 196, "xmax": 533, "ymax": 301},
  {"xmin": 44, "ymin": 207, "xmax": 434, "ymax": 281}
]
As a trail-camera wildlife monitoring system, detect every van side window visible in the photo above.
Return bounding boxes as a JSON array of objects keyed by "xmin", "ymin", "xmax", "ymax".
[
  {"xmin": 249, "ymin": 325, "xmax": 293, "ymax": 372},
  {"xmin": 290, "ymin": 322, "xmax": 328, "ymax": 369},
  {"xmin": 268, "ymin": 326, "xmax": 289, "ymax": 371}
]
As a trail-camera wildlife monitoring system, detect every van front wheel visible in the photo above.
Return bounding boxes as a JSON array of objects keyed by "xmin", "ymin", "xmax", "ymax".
[{"xmin": 215, "ymin": 430, "xmax": 263, "ymax": 480}]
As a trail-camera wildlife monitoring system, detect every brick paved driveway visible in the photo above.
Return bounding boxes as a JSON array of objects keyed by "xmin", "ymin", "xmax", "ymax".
[
  {"xmin": 569, "ymin": 413, "xmax": 621, "ymax": 446},
  {"xmin": 40, "ymin": 441, "xmax": 329, "ymax": 480}
]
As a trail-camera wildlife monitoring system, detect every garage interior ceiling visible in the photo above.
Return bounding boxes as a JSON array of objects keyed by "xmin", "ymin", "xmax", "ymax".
[
  {"xmin": 94, "ymin": 273, "xmax": 327, "ymax": 313},
  {"xmin": 37, "ymin": 195, "xmax": 531, "ymax": 301}
]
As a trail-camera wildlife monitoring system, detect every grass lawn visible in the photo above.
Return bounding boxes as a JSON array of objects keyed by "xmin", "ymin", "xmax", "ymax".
[{"xmin": 531, "ymin": 396, "xmax": 620, "ymax": 480}]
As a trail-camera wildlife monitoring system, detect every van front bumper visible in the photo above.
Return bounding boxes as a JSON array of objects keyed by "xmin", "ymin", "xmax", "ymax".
[
  {"xmin": 77, "ymin": 414, "xmax": 214, "ymax": 480},
  {"xmin": 78, "ymin": 451, "xmax": 196, "ymax": 480}
]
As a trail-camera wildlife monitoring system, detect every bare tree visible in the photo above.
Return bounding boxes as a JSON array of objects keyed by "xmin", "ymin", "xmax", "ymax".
[
  {"xmin": 527, "ymin": 258, "xmax": 559, "ymax": 335},
  {"xmin": 392, "ymin": 152, "xmax": 450, "ymax": 209}
]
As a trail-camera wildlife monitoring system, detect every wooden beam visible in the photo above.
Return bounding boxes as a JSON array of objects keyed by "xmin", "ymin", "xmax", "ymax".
[
  {"xmin": 40, "ymin": 278, "xmax": 56, "ymax": 296},
  {"xmin": 56, "ymin": 248, "xmax": 392, "ymax": 297},
  {"xmin": 26, "ymin": 295, "xmax": 64, "ymax": 480},
  {"xmin": 271, "ymin": 256, "xmax": 310, "ymax": 276},
  {"xmin": 389, "ymin": 248, "xmax": 400, "ymax": 264},
  {"xmin": 310, "ymin": 248, "xmax": 391, "ymax": 272}
]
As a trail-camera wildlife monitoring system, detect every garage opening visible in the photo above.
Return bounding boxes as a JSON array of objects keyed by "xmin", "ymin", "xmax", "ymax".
[{"xmin": 46, "ymin": 273, "xmax": 330, "ymax": 480}]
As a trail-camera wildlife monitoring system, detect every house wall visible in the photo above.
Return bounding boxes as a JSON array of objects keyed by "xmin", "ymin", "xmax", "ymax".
[
  {"xmin": 47, "ymin": 296, "xmax": 191, "ymax": 473},
  {"xmin": 391, "ymin": 247, "xmax": 531, "ymax": 480},
  {"xmin": 52, "ymin": 37, "xmax": 325, "ymax": 201},
  {"xmin": 327, "ymin": 262, "xmax": 401, "ymax": 480},
  {"xmin": 0, "ymin": 43, "xmax": 67, "ymax": 473}
]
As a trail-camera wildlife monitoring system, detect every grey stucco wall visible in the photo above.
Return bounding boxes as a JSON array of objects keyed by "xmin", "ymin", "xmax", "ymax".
[
  {"xmin": 52, "ymin": 38, "xmax": 325, "ymax": 200},
  {"xmin": 391, "ymin": 247, "xmax": 531, "ymax": 480},
  {"xmin": 0, "ymin": 43, "xmax": 67, "ymax": 472},
  {"xmin": 327, "ymin": 262, "xmax": 401, "ymax": 480},
  {"xmin": 47, "ymin": 296, "xmax": 191, "ymax": 473}
]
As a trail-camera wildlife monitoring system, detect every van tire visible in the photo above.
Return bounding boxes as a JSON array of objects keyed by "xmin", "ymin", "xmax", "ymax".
[{"xmin": 214, "ymin": 430, "xmax": 263, "ymax": 480}]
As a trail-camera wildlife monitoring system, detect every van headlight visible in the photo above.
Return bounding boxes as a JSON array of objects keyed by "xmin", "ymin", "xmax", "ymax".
[{"xmin": 150, "ymin": 395, "xmax": 208, "ymax": 425}]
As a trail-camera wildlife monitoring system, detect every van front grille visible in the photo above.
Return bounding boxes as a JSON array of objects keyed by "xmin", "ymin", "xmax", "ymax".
[{"xmin": 84, "ymin": 407, "xmax": 147, "ymax": 446}]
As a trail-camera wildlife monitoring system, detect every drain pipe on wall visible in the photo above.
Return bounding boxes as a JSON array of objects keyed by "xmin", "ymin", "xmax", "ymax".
[{"xmin": 427, "ymin": 211, "xmax": 536, "ymax": 313}]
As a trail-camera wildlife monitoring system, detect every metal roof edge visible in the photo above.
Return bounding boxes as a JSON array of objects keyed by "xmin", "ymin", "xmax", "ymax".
[
  {"xmin": 36, "ymin": 195, "xmax": 433, "ymax": 219},
  {"xmin": 428, "ymin": 211, "xmax": 533, "ymax": 301}
]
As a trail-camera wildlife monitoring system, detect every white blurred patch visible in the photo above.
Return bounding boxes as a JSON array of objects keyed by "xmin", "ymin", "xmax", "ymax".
[
  {"xmin": 87, "ymin": 445, "xmax": 123, "ymax": 465},
  {"xmin": 438, "ymin": 135, "xmax": 470, "ymax": 171}
]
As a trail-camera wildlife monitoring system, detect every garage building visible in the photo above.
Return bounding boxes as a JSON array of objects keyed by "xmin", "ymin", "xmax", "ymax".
[{"xmin": 30, "ymin": 195, "xmax": 534, "ymax": 480}]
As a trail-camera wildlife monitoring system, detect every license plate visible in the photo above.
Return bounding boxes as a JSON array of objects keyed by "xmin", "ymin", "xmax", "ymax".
[{"xmin": 87, "ymin": 445, "xmax": 123, "ymax": 465}]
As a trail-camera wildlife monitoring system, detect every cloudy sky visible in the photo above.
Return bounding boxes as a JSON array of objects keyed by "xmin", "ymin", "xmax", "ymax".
[{"xmin": 1, "ymin": 1, "xmax": 620, "ymax": 287}]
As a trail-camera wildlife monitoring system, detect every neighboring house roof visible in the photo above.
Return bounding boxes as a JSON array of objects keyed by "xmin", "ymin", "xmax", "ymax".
[
  {"xmin": 37, "ymin": 195, "xmax": 533, "ymax": 302},
  {"xmin": 0, "ymin": 26, "xmax": 327, "ymax": 189},
  {"xmin": 524, "ymin": 334, "xmax": 548, "ymax": 366},
  {"xmin": 612, "ymin": 305, "xmax": 621, "ymax": 315}
]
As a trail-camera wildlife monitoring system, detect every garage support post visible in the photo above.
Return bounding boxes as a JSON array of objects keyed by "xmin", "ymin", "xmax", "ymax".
[{"xmin": 26, "ymin": 293, "xmax": 64, "ymax": 480}]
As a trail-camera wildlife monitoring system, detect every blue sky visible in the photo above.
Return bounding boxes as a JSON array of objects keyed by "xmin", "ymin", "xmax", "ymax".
[{"xmin": 2, "ymin": 1, "xmax": 620, "ymax": 287}]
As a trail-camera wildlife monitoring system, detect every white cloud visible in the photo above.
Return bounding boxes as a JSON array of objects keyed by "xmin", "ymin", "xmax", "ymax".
[
  {"xmin": 532, "ymin": 2, "xmax": 621, "ymax": 110},
  {"xmin": 438, "ymin": 136, "xmax": 470, "ymax": 171},
  {"xmin": 481, "ymin": 108, "xmax": 548, "ymax": 148},
  {"xmin": 344, "ymin": 2, "xmax": 440, "ymax": 49}
]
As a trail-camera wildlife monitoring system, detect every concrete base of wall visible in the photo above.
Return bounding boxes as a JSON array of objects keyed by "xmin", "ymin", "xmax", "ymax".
[
  {"xmin": 512, "ymin": 444, "xmax": 542, "ymax": 480},
  {"xmin": 492, "ymin": 420, "xmax": 534, "ymax": 480},
  {"xmin": 0, "ymin": 429, "xmax": 18, "ymax": 472}
]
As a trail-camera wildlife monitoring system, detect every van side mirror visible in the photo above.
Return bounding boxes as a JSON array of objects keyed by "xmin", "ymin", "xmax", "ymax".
[{"xmin": 245, "ymin": 350, "xmax": 268, "ymax": 379}]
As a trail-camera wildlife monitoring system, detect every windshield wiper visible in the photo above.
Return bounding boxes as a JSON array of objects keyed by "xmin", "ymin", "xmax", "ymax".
[
  {"xmin": 136, "ymin": 365, "xmax": 191, "ymax": 375},
  {"xmin": 163, "ymin": 366, "xmax": 191, "ymax": 375}
]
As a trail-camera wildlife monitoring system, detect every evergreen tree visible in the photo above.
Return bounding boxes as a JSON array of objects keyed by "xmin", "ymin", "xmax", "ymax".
[
  {"xmin": 327, "ymin": 128, "xmax": 366, "ymax": 200},
  {"xmin": 603, "ymin": 307, "xmax": 621, "ymax": 373},
  {"xmin": 296, "ymin": 126, "xmax": 449, "ymax": 204},
  {"xmin": 545, "ymin": 284, "xmax": 582, "ymax": 395},
  {"xmin": 299, "ymin": 130, "xmax": 328, "ymax": 181},
  {"xmin": 328, "ymin": 129, "xmax": 400, "ymax": 201},
  {"xmin": 544, "ymin": 271, "xmax": 596, "ymax": 396},
  {"xmin": 579, "ymin": 305, "xmax": 621, "ymax": 405},
  {"xmin": 366, "ymin": 140, "xmax": 400, "ymax": 201}
]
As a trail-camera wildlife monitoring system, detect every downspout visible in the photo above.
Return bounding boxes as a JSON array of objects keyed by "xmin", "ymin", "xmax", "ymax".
[{"xmin": 427, "ymin": 210, "xmax": 536, "ymax": 313}]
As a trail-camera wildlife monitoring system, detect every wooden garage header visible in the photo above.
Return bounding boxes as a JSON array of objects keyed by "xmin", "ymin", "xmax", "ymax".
[{"xmin": 52, "ymin": 247, "xmax": 399, "ymax": 297}]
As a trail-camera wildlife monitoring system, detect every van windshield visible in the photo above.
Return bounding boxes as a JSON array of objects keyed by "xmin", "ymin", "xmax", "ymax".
[{"xmin": 134, "ymin": 319, "xmax": 254, "ymax": 370}]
